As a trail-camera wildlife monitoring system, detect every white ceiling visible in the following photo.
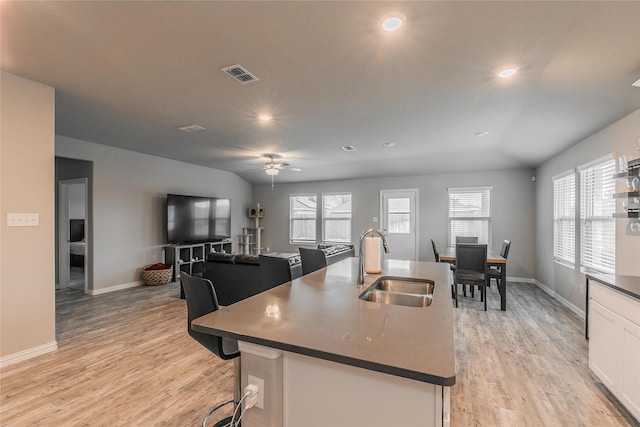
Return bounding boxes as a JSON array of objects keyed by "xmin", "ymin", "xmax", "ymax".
[{"xmin": 2, "ymin": 1, "xmax": 639, "ymax": 184}]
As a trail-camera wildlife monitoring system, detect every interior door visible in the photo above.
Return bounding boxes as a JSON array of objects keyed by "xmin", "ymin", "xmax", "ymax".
[
  {"xmin": 58, "ymin": 178, "xmax": 88, "ymax": 293},
  {"xmin": 380, "ymin": 189, "xmax": 418, "ymax": 261}
]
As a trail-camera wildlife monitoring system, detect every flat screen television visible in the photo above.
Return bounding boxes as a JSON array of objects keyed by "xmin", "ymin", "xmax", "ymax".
[{"xmin": 165, "ymin": 193, "xmax": 231, "ymax": 244}]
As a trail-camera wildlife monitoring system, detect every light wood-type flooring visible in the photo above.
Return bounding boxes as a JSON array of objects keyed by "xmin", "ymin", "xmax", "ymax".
[{"xmin": 1, "ymin": 280, "xmax": 638, "ymax": 426}]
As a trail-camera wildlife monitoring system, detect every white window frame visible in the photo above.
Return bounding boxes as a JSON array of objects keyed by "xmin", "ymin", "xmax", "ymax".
[
  {"xmin": 553, "ymin": 170, "xmax": 576, "ymax": 268},
  {"xmin": 447, "ymin": 186, "xmax": 492, "ymax": 246},
  {"xmin": 289, "ymin": 194, "xmax": 317, "ymax": 244},
  {"xmin": 321, "ymin": 192, "xmax": 352, "ymax": 244},
  {"xmin": 578, "ymin": 155, "xmax": 616, "ymax": 275}
]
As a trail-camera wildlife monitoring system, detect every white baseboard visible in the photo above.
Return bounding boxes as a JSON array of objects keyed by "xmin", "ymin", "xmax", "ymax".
[
  {"xmin": 534, "ymin": 280, "xmax": 585, "ymax": 319},
  {"xmin": 90, "ymin": 281, "xmax": 143, "ymax": 296},
  {"xmin": 508, "ymin": 276, "xmax": 535, "ymax": 284},
  {"xmin": 1, "ymin": 341, "xmax": 58, "ymax": 368}
]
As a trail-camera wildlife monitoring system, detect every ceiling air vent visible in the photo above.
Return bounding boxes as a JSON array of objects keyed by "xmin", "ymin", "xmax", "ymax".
[
  {"xmin": 176, "ymin": 124, "xmax": 205, "ymax": 133},
  {"xmin": 341, "ymin": 145, "xmax": 357, "ymax": 152},
  {"xmin": 221, "ymin": 64, "xmax": 259, "ymax": 84}
]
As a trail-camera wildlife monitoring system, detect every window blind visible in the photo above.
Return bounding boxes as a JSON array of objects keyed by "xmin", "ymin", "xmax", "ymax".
[
  {"xmin": 448, "ymin": 187, "xmax": 491, "ymax": 246},
  {"xmin": 290, "ymin": 194, "xmax": 317, "ymax": 243},
  {"xmin": 579, "ymin": 158, "xmax": 616, "ymax": 274},
  {"xmin": 553, "ymin": 172, "xmax": 576, "ymax": 266},
  {"xmin": 322, "ymin": 193, "xmax": 352, "ymax": 243}
]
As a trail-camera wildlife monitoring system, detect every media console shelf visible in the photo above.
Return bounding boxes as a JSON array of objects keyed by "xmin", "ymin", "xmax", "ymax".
[{"xmin": 164, "ymin": 240, "xmax": 232, "ymax": 282}]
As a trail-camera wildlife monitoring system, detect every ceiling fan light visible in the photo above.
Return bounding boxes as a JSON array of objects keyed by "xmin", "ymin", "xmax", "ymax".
[
  {"xmin": 498, "ymin": 68, "xmax": 518, "ymax": 78},
  {"xmin": 265, "ymin": 168, "xmax": 279, "ymax": 176},
  {"xmin": 382, "ymin": 15, "xmax": 405, "ymax": 31}
]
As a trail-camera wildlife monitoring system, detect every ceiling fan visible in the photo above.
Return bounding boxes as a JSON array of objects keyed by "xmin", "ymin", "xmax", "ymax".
[{"xmin": 261, "ymin": 154, "xmax": 298, "ymax": 190}]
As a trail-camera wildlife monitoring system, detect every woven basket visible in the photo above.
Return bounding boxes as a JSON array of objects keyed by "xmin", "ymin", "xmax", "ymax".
[{"xmin": 142, "ymin": 265, "xmax": 173, "ymax": 286}]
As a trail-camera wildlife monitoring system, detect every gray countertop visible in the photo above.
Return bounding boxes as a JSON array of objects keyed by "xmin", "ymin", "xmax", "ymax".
[
  {"xmin": 192, "ymin": 258, "xmax": 456, "ymax": 386},
  {"xmin": 586, "ymin": 273, "xmax": 640, "ymax": 301}
]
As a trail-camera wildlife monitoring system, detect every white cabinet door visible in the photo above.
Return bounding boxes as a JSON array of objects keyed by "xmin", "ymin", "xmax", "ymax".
[
  {"xmin": 589, "ymin": 300, "xmax": 623, "ymax": 391},
  {"xmin": 620, "ymin": 317, "xmax": 640, "ymax": 421}
]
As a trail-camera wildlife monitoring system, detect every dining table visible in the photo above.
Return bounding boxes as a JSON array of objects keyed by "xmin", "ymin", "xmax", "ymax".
[{"xmin": 439, "ymin": 246, "xmax": 508, "ymax": 311}]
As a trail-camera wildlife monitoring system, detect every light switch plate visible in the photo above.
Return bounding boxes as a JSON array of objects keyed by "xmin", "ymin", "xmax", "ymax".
[{"xmin": 7, "ymin": 213, "xmax": 39, "ymax": 227}]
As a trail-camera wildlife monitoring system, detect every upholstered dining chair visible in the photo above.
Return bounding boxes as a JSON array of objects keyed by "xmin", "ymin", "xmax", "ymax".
[
  {"xmin": 455, "ymin": 236, "xmax": 479, "ymax": 244},
  {"xmin": 487, "ymin": 240, "xmax": 511, "ymax": 288},
  {"xmin": 181, "ymin": 272, "xmax": 240, "ymax": 427},
  {"xmin": 454, "ymin": 243, "xmax": 489, "ymax": 310},
  {"xmin": 299, "ymin": 247, "xmax": 328, "ymax": 275}
]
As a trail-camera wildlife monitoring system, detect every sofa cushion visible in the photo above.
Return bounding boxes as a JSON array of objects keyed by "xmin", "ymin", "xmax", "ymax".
[
  {"xmin": 206, "ymin": 252, "xmax": 235, "ymax": 263},
  {"xmin": 233, "ymin": 254, "xmax": 260, "ymax": 265},
  {"xmin": 318, "ymin": 244, "xmax": 353, "ymax": 254}
]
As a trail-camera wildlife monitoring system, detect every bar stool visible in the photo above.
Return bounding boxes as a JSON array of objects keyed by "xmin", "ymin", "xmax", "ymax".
[{"xmin": 181, "ymin": 272, "xmax": 241, "ymax": 427}]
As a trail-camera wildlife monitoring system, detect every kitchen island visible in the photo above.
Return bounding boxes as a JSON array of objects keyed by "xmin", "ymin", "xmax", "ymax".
[{"xmin": 192, "ymin": 258, "xmax": 455, "ymax": 426}]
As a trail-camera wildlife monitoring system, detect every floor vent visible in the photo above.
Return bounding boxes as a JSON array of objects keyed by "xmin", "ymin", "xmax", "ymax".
[{"xmin": 221, "ymin": 64, "xmax": 259, "ymax": 84}]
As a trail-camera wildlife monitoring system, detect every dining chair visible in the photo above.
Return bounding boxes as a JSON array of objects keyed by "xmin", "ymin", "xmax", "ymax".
[
  {"xmin": 299, "ymin": 247, "xmax": 328, "ymax": 275},
  {"xmin": 454, "ymin": 243, "xmax": 489, "ymax": 310},
  {"xmin": 453, "ymin": 236, "xmax": 478, "ymax": 296},
  {"xmin": 181, "ymin": 272, "xmax": 240, "ymax": 427},
  {"xmin": 487, "ymin": 240, "xmax": 511, "ymax": 289},
  {"xmin": 456, "ymin": 236, "xmax": 478, "ymax": 244},
  {"xmin": 431, "ymin": 238, "xmax": 457, "ymax": 303}
]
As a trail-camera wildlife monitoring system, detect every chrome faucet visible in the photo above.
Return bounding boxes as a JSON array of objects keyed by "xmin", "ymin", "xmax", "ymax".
[{"xmin": 357, "ymin": 228, "xmax": 391, "ymax": 285}]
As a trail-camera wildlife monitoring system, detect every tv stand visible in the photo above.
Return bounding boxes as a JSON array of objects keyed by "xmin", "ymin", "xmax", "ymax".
[{"xmin": 164, "ymin": 240, "xmax": 232, "ymax": 283}]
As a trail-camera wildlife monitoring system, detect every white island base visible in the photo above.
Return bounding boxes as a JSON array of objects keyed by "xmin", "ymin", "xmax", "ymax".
[{"xmin": 239, "ymin": 341, "xmax": 451, "ymax": 427}]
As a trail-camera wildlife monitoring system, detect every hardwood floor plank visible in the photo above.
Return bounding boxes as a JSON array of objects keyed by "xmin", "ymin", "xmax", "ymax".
[
  {"xmin": 451, "ymin": 282, "xmax": 637, "ymax": 427},
  {"xmin": 1, "ymin": 280, "xmax": 637, "ymax": 426}
]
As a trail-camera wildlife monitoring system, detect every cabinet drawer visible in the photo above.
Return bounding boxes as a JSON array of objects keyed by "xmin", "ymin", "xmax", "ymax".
[{"xmin": 591, "ymin": 281, "xmax": 640, "ymax": 325}]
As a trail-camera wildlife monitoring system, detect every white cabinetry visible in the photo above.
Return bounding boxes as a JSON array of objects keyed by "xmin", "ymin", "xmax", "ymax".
[{"xmin": 589, "ymin": 281, "xmax": 640, "ymax": 421}]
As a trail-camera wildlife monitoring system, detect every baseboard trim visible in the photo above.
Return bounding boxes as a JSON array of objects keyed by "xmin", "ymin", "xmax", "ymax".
[
  {"xmin": 90, "ymin": 281, "xmax": 143, "ymax": 296},
  {"xmin": 1, "ymin": 341, "xmax": 58, "ymax": 368},
  {"xmin": 508, "ymin": 276, "xmax": 535, "ymax": 284},
  {"xmin": 534, "ymin": 279, "xmax": 585, "ymax": 319}
]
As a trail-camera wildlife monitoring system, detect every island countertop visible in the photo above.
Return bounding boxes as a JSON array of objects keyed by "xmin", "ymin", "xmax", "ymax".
[{"xmin": 192, "ymin": 258, "xmax": 456, "ymax": 386}]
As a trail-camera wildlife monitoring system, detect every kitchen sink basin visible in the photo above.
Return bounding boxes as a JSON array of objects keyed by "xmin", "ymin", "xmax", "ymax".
[
  {"xmin": 360, "ymin": 290, "xmax": 433, "ymax": 307},
  {"xmin": 359, "ymin": 276, "xmax": 434, "ymax": 308},
  {"xmin": 372, "ymin": 278, "xmax": 434, "ymax": 295}
]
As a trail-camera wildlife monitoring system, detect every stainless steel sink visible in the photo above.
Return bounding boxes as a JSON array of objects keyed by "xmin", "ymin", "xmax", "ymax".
[
  {"xmin": 359, "ymin": 276, "xmax": 434, "ymax": 308},
  {"xmin": 372, "ymin": 278, "xmax": 434, "ymax": 295},
  {"xmin": 360, "ymin": 290, "xmax": 433, "ymax": 307}
]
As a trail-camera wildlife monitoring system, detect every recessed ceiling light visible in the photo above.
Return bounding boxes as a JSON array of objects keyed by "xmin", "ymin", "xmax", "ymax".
[
  {"xmin": 290, "ymin": 167, "xmax": 302, "ymax": 172},
  {"xmin": 383, "ymin": 142, "xmax": 397, "ymax": 147},
  {"xmin": 258, "ymin": 114, "xmax": 272, "ymax": 121},
  {"xmin": 632, "ymin": 78, "xmax": 640, "ymax": 88},
  {"xmin": 341, "ymin": 145, "xmax": 357, "ymax": 152},
  {"xmin": 498, "ymin": 68, "xmax": 518, "ymax": 78},
  {"xmin": 176, "ymin": 124, "xmax": 205, "ymax": 133},
  {"xmin": 475, "ymin": 131, "xmax": 490, "ymax": 137},
  {"xmin": 382, "ymin": 14, "xmax": 405, "ymax": 31}
]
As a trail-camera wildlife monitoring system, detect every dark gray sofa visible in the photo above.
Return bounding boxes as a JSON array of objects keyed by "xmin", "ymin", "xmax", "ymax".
[{"xmin": 202, "ymin": 252, "xmax": 302, "ymax": 306}]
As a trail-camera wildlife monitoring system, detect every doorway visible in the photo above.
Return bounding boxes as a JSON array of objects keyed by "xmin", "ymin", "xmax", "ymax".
[
  {"xmin": 58, "ymin": 178, "xmax": 89, "ymax": 293},
  {"xmin": 380, "ymin": 189, "xmax": 419, "ymax": 261}
]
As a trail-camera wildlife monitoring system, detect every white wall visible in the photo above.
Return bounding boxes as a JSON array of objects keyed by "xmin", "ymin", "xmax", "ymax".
[
  {"xmin": 56, "ymin": 136, "xmax": 253, "ymax": 293},
  {"xmin": 253, "ymin": 168, "xmax": 536, "ymax": 279},
  {"xmin": 1, "ymin": 72, "xmax": 56, "ymax": 361},
  {"xmin": 535, "ymin": 109, "xmax": 640, "ymax": 313}
]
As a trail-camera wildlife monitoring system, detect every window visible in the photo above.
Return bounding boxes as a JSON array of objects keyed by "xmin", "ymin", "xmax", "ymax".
[
  {"xmin": 553, "ymin": 171, "xmax": 576, "ymax": 267},
  {"xmin": 322, "ymin": 193, "xmax": 352, "ymax": 243},
  {"xmin": 448, "ymin": 187, "xmax": 491, "ymax": 246},
  {"xmin": 386, "ymin": 197, "xmax": 411, "ymax": 234},
  {"xmin": 290, "ymin": 195, "xmax": 317, "ymax": 243},
  {"xmin": 579, "ymin": 157, "xmax": 616, "ymax": 274}
]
